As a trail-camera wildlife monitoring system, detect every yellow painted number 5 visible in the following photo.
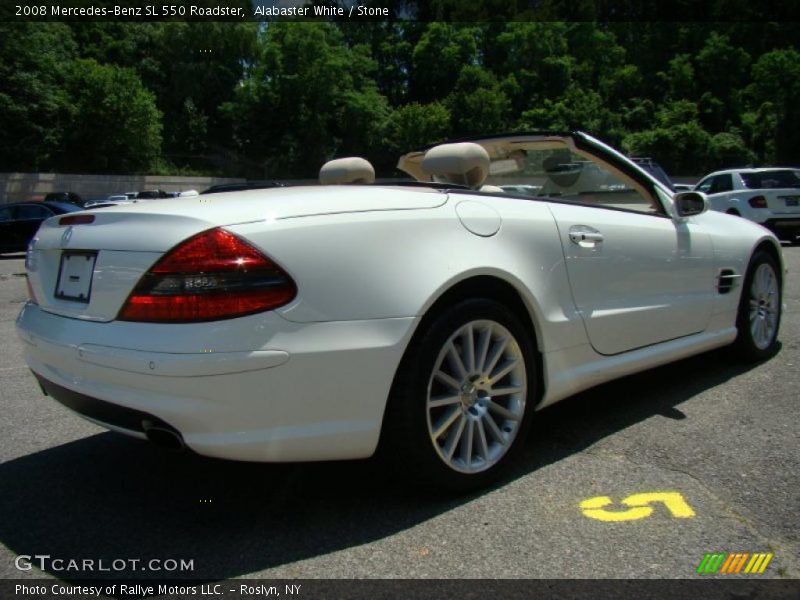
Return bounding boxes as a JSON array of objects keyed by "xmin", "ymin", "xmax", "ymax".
[{"xmin": 580, "ymin": 492, "xmax": 696, "ymax": 522}]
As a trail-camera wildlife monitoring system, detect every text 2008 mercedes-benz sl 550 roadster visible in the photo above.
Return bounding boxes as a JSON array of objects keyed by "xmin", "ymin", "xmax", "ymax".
[{"xmin": 16, "ymin": 132, "xmax": 783, "ymax": 490}]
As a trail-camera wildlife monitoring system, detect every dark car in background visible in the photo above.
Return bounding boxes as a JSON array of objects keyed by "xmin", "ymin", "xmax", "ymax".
[
  {"xmin": 0, "ymin": 201, "xmax": 81, "ymax": 254},
  {"xmin": 43, "ymin": 192, "xmax": 86, "ymax": 207},
  {"xmin": 133, "ymin": 189, "xmax": 174, "ymax": 199}
]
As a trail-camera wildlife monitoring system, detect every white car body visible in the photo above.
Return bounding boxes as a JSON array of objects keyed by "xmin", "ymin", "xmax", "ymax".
[
  {"xmin": 694, "ymin": 167, "xmax": 800, "ymax": 240},
  {"xmin": 15, "ymin": 132, "xmax": 784, "ymax": 486}
]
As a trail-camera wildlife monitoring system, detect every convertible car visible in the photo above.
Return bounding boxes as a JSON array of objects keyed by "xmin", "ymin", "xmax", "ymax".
[{"xmin": 16, "ymin": 132, "xmax": 783, "ymax": 490}]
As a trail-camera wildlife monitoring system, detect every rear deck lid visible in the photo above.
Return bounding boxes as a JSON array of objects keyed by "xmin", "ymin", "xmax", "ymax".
[{"xmin": 26, "ymin": 185, "xmax": 445, "ymax": 322}]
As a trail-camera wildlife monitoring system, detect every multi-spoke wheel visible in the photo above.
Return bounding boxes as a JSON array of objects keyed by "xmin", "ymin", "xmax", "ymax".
[
  {"xmin": 427, "ymin": 320, "xmax": 527, "ymax": 474},
  {"xmin": 731, "ymin": 250, "xmax": 782, "ymax": 361},
  {"xmin": 383, "ymin": 298, "xmax": 536, "ymax": 491}
]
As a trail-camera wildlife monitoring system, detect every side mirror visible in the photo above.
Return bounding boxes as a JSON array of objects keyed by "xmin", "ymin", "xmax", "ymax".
[{"xmin": 674, "ymin": 191, "xmax": 709, "ymax": 218}]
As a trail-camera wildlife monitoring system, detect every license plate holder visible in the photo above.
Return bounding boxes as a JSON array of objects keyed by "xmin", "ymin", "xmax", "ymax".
[{"xmin": 55, "ymin": 251, "xmax": 97, "ymax": 303}]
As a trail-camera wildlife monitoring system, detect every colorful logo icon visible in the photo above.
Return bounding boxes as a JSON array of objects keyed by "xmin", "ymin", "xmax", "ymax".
[{"xmin": 697, "ymin": 552, "xmax": 773, "ymax": 574}]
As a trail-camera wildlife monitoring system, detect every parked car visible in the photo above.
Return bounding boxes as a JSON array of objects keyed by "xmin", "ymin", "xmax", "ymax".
[
  {"xmin": 84, "ymin": 195, "xmax": 133, "ymax": 209},
  {"xmin": 16, "ymin": 132, "xmax": 783, "ymax": 490},
  {"xmin": 43, "ymin": 192, "xmax": 86, "ymax": 207},
  {"xmin": 694, "ymin": 168, "xmax": 800, "ymax": 242},
  {"xmin": 133, "ymin": 189, "xmax": 174, "ymax": 199},
  {"xmin": 0, "ymin": 201, "xmax": 81, "ymax": 254}
]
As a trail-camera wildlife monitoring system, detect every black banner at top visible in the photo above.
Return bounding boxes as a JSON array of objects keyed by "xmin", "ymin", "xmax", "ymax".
[{"xmin": 3, "ymin": 0, "xmax": 800, "ymax": 22}]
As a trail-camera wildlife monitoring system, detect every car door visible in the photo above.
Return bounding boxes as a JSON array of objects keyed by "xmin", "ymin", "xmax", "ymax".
[
  {"xmin": 695, "ymin": 174, "xmax": 735, "ymax": 213},
  {"xmin": 708, "ymin": 174, "xmax": 735, "ymax": 211},
  {"xmin": 543, "ymin": 156, "xmax": 716, "ymax": 355}
]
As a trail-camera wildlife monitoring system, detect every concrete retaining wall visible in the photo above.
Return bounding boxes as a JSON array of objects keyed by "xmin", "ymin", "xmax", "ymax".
[
  {"xmin": 1, "ymin": 171, "xmax": 701, "ymax": 205},
  {"xmin": 0, "ymin": 172, "xmax": 246, "ymax": 204}
]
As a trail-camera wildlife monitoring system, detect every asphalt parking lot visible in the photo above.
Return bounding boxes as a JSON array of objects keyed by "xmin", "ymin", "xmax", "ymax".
[{"xmin": 0, "ymin": 248, "xmax": 798, "ymax": 582}]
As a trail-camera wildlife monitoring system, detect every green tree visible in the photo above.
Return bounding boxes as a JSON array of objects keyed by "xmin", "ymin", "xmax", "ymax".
[
  {"xmin": 146, "ymin": 22, "xmax": 257, "ymax": 168},
  {"xmin": 56, "ymin": 59, "xmax": 162, "ymax": 173},
  {"xmin": 384, "ymin": 102, "xmax": 451, "ymax": 155},
  {"xmin": 339, "ymin": 22, "xmax": 420, "ymax": 106},
  {"xmin": 227, "ymin": 22, "xmax": 388, "ymax": 178},
  {"xmin": 447, "ymin": 66, "xmax": 510, "ymax": 136},
  {"xmin": 745, "ymin": 48, "xmax": 800, "ymax": 164},
  {"xmin": 494, "ymin": 22, "xmax": 572, "ymax": 114},
  {"xmin": 410, "ymin": 23, "xmax": 479, "ymax": 103},
  {"xmin": 709, "ymin": 132, "xmax": 756, "ymax": 168},
  {"xmin": 657, "ymin": 53, "xmax": 695, "ymax": 100},
  {"xmin": 519, "ymin": 85, "xmax": 620, "ymax": 141},
  {"xmin": 694, "ymin": 33, "xmax": 751, "ymax": 131},
  {"xmin": 622, "ymin": 101, "xmax": 713, "ymax": 174},
  {"xmin": 68, "ymin": 23, "xmax": 160, "ymax": 71},
  {"xmin": 0, "ymin": 23, "xmax": 77, "ymax": 171}
]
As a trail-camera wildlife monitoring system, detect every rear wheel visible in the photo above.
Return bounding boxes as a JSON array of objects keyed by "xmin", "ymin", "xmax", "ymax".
[
  {"xmin": 729, "ymin": 250, "xmax": 782, "ymax": 361},
  {"xmin": 383, "ymin": 298, "xmax": 537, "ymax": 491}
]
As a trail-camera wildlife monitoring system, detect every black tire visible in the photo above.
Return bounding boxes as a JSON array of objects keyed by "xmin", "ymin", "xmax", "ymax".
[
  {"xmin": 729, "ymin": 250, "xmax": 782, "ymax": 362},
  {"xmin": 381, "ymin": 298, "xmax": 537, "ymax": 492}
]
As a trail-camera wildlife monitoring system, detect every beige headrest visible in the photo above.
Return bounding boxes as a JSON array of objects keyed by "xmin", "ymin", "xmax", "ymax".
[
  {"xmin": 422, "ymin": 142, "xmax": 490, "ymax": 188},
  {"xmin": 480, "ymin": 184, "xmax": 505, "ymax": 193},
  {"xmin": 319, "ymin": 157, "xmax": 375, "ymax": 185}
]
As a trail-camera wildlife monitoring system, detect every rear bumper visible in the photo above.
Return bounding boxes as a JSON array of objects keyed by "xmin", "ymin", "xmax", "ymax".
[
  {"xmin": 33, "ymin": 373, "xmax": 179, "ymax": 441},
  {"xmin": 16, "ymin": 302, "xmax": 417, "ymax": 462}
]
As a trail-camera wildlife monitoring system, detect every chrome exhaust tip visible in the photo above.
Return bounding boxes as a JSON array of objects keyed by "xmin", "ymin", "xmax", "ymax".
[{"xmin": 142, "ymin": 420, "xmax": 185, "ymax": 451}]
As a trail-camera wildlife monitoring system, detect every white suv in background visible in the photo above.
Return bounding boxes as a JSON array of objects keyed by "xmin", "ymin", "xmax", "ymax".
[{"xmin": 694, "ymin": 168, "xmax": 800, "ymax": 242}]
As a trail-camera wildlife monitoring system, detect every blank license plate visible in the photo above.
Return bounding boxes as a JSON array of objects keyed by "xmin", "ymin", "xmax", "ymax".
[{"xmin": 55, "ymin": 252, "xmax": 97, "ymax": 303}]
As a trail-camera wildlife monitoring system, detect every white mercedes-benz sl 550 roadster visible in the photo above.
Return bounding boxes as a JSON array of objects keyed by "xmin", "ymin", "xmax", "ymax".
[{"xmin": 16, "ymin": 132, "xmax": 783, "ymax": 490}]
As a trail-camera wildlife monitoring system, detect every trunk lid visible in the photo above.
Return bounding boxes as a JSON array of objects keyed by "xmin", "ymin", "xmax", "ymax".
[{"xmin": 26, "ymin": 185, "xmax": 445, "ymax": 322}]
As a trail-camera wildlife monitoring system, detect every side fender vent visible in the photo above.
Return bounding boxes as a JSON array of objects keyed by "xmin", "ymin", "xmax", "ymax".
[{"xmin": 717, "ymin": 269, "xmax": 740, "ymax": 294}]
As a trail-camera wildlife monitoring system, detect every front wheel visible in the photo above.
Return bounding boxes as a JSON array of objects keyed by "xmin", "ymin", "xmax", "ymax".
[
  {"xmin": 383, "ymin": 298, "xmax": 537, "ymax": 491},
  {"xmin": 729, "ymin": 250, "xmax": 782, "ymax": 361}
]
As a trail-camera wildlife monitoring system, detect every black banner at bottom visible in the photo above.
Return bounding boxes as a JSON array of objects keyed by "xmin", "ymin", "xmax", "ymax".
[{"xmin": 3, "ymin": 579, "xmax": 799, "ymax": 600}]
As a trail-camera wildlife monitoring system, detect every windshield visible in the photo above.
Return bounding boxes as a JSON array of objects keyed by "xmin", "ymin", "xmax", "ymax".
[
  {"xmin": 483, "ymin": 145, "xmax": 638, "ymax": 198},
  {"xmin": 740, "ymin": 170, "xmax": 800, "ymax": 189},
  {"xmin": 397, "ymin": 135, "xmax": 661, "ymax": 214}
]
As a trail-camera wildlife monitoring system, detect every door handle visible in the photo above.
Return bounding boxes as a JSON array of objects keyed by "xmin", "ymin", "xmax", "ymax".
[
  {"xmin": 568, "ymin": 226, "xmax": 604, "ymax": 246},
  {"xmin": 570, "ymin": 231, "xmax": 604, "ymax": 243}
]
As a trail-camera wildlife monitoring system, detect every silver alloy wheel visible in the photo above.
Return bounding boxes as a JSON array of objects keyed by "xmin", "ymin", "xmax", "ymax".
[
  {"xmin": 426, "ymin": 319, "xmax": 527, "ymax": 474},
  {"xmin": 748, "ymin": 262, "xmax": 780, "ymax": 350}
]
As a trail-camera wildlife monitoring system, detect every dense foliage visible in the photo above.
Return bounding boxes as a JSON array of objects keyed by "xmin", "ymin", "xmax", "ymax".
[{"xmin": 0, "ymin": 18, "xmax": 798, "ymax": 177}]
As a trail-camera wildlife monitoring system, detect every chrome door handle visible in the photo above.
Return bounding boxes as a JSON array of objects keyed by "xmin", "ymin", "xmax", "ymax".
[
  {"xmin": 568, "ymin": 226, "xmax": 604, "ymax": 245},
  {"xmin": 570, "ymin": 231, "xmax": 604, "ymax": 243}
]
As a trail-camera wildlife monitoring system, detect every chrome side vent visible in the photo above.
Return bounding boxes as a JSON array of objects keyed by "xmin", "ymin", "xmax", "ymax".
[{"xmin": 717, "ymin": 269, "xmax": 740, "ymax": 294}]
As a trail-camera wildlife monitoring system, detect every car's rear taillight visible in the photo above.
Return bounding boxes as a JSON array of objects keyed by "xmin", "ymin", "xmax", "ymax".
[
  {"xmin": 748, "ymin": 195, "xmax": 768, "ymax": 209},
  {"xmin": 118, "ymin": 228, "xmax": 296, "ymax": 323}
]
